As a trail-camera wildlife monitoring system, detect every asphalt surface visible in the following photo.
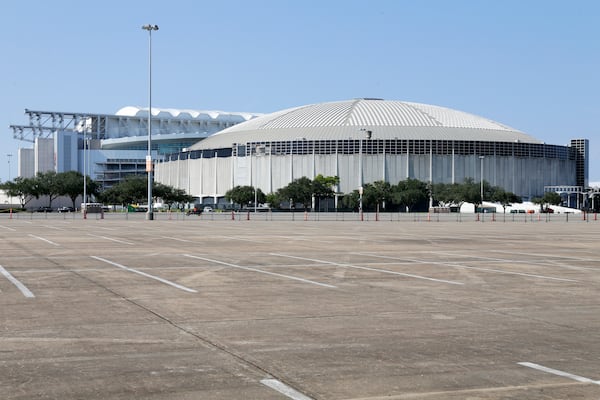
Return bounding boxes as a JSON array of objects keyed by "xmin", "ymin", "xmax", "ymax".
[{"xmin": 1, "ymin": 213, "xmax": 599, "ymax": 399}]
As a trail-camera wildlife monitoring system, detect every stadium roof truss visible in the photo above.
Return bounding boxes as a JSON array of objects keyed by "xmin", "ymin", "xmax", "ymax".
[
  {"xmin": 9, "ymin": 109, "xmax": 226, "ymax": 143},
  {"xmin": 9, "ymin": 109, "xmax": 108, "ymax": 142}
]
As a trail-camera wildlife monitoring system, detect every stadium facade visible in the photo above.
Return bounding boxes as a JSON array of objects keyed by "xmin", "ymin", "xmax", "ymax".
[
  {"xmin": 155, "ymin": 98, "xmax": 589, "ymax": 207},
  {"xmin": 10, "ymin": 107, "xmax": 261, "ymax": 189}
]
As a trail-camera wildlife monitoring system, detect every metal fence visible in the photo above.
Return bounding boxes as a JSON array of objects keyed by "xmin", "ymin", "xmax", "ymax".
[{"xmin": 2, "ymin": 210, "xmax": 598, "ymax": 224}]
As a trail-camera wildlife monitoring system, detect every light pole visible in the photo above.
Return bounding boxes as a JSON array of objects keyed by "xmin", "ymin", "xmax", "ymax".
[
  {"xmin": 83, "ymin": 127, "xmax": 87, "ymax": 213},
  {"xmin": 7, "ymin": 154, "xmax": 12, "ymax": 206},
  {"xmin": 479, "ymin": 156, "xmax": 485, "ymax": 204},
  {"xmin": 142, "ymin": 24, "xmax": 159, "ymax": 220},
  {"xmin": 7, "ymin": 154, "xmax": 12, "ymax": 181}
]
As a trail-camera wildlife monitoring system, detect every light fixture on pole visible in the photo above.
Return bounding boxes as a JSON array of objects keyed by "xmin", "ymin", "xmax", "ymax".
[{"xmin": 142, "ymin": 23, "xmax": 159, "ymax": 221}]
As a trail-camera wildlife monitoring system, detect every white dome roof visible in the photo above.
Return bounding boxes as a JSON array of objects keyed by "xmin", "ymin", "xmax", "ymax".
[{"xmin": 191, "ymin": 99, "xmax": 542, "ymax": 150}]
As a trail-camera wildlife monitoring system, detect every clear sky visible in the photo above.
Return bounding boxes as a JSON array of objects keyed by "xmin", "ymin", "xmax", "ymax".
[{"xmin": 1, "ymin": 0, "xmax": 598, "ymax": 183}]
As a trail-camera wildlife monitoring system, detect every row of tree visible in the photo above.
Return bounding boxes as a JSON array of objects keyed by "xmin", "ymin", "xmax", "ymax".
[
  {"xmin": 0, "ymin": 173, "xmax": 193, "ymax": 211},
  {"xmin": 226, "ymin": 176, "xmax": 525, "ymax": 212},
  {"xmin": 1, "ymin": 171, "xmax": 100, "ymax": 209},
  {"xmin": 2, "ymin": 170, "xmax": 532, "ymax": 213}
]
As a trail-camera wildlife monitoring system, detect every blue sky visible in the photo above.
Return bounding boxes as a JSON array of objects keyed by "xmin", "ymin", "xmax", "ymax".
[{"xmin": 1, "ymin": 0, "xmax": 598, "ymax": 183}]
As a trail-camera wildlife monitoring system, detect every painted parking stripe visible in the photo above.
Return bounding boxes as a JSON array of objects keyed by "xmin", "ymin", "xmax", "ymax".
[
  {"xmin": 216, "ymin": 235, "xmax": 264, "ymax": 243},
  {"xmin": 0, "ymin": 265, "xmax": 35, "ymax": 298},
  {"xmin": 358, "ymin": 253, "xmax": 578, "ymax": 283},
  {"xmin": 518, "ymin": 362, "xmax": 600, "ymax": 385},
  {"xmin": 160, "ymin": 236, "xmax": 194, "ymax": 243},
  {"xmin": 271, "ymin": 253, "xmax": 463, "ymax": 285},
  {"xmin": 87, "ymin": 234, "xmax": 134, "ymax": 245},
  {"xmin": 28, "ymin": 234, "xmax": 59, "ymax": 246},
  {"xmin": 183, "ymin": 254, "xmax": 336, "ymax": 288},
  {"xmin": 90, "ymin": 256, "xmax": 197, "ymax": 293},
  {"xmin": 260, "ymin": 379, "xmax": 314, "ymax": 400}
]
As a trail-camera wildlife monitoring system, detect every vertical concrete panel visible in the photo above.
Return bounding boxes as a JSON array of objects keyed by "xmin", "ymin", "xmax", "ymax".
[{"xmin": 215, "ymin": 157, "xmax": 232, "ymax": 197}]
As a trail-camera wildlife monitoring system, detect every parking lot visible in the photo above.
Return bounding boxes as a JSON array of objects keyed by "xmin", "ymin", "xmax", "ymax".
[{"xmin": 1, "ymin": 214, "xmax": 600, "ymax": 399}]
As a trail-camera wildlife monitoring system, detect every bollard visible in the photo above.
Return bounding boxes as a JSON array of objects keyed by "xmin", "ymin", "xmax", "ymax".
[
  {"xmin": 476, "ymin": 213, "xmax": 480, "ymax": 222},
  {"xmin": 231, "ymin": 211, "xmax": 235, "ymax": 221},
  {"xmin": 304, "ymin": 211, "xmax": 308, "ymax": 221},
  {"xmin": 247, "ymin": 211, "xmax": 250, "ymax": 221},
  {"xmin": 83, "ymin": 210, "xmax": 87, "ymax": 220},
  {"xmin": 101, "ymin": 209, "xmax": 104, "ymax": 220},
  {"xmin": 583, "ymin": 212, "xmax": 586, "ymax": 221},
  {"xmin": 9, "ymin": 208, "xmax": 12, "ymax": 220}
]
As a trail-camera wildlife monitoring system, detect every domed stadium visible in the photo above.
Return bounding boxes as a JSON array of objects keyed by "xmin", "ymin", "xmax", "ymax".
[{"xmin": 155, "ymin": 98, "xmax": 584, "ymax": 206}]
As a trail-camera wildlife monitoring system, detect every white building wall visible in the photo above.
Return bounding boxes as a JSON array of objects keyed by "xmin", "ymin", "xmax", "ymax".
[
  {"xmin": 35, "ymin": 138, "xmax": 54, "ymax": 173},
  {"xmin": 156, "ymin": 151, "xmax": 577, "ymax": 203},
  {"xmin": 18, "ymin": 148, "xmax": 35, "ymax": 178}
]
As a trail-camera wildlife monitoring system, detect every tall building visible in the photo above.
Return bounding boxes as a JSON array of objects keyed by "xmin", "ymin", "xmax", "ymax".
[{"xmin": 570, "ymin": 139, "xmax": 589, "ymax": 189}]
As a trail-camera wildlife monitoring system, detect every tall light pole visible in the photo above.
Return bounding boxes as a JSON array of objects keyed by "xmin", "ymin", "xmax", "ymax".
[
  {"xmin": 7, "ymin": 154, "xmax": 12, "ymax": 206},
  {"xmin": 479, "ymin": 156, "xmax": 485, "ymax": 204},
  {"xmin": 142, "ymin": 24, "xmax": 159, "ymax": 220},
  {"xmin": 83, "ymin": 125, "xmax": 87, "ymax": 213},
  {"xmin": 7, "ymin": 154, "xmax": 12, "ymax": 181}
]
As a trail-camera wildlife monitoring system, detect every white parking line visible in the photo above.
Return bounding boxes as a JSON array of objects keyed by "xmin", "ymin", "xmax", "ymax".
[
  {"xmin": 183, "ymin": 254, "xmax": 337, "ymax": 288},
  {"xmin": 90, "ymin": 256, "xmax": 197, "ymax": 293},
  {"xmin": 357, "ymin": 253, "xmax": 578, "ymax": 283},
  {"xmin": 0, "ymin": 225, "xmax": 16, "ymax": 231},
  {"xmin": 41, "ymin": 225, "xmax": 65, "ymax": 230},
  {"xmin": 28, "ymin": 234, "xmax": 60, "ymax": 246},
  {"xmin": 87, "ymin": 234, "xmax": 134, "ymax": 245},
  {"xmin": 0, "ymin": 265, "xmax": 35, "ymax": 298},
  {"xmin": 216, "ymin": 235, "xmax": 264, "ymax": 243},
  {"xmin": 260, "ymin": 379, "xmax": 314, "ymax": 400},
  {"xmin": 160, "ymin": 236, "xmax": 194, "ymax": 243},
  {"xmin": 518, "ymin": 362, "xmax": 600, "ymax": 385},
  {"xmin": 271, "ymin": 253, "xmax": 463, "ymax": 285}
]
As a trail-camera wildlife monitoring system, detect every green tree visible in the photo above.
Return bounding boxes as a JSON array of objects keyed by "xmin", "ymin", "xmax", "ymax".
[
  {"xmin": 432, "ymin": 182, "xmax": 461, "ymax": 207},
  {"xmin": 109, "ymin": 176, "xmax": 148, "ymax": 206},
  {"xmin": 0, "ymin": 177, "xmax": 38, "ymax": 208},
  {"xmin": 312, "ymin": 174, "xmax": 340, "ymax": 211},
  {"xmin": 340, "ymin": 190, "xmax": 360, "ymax": 211},
  {"xmin": 277, "ymin": 177, "xmax": 313, "ymax": 210},
  {"xmin": 489, "ymin": 186, "xmax": 521, "ymax": 213},
  {"xmin": 36, "ymin": 171, "xmax": 62, "ymax": 208},
  {"xmin": 533, "ymin": 191, "xmax": 562, "ymax": 212},
  {"xmin": 96, "ymin": 185, "xmax": 122, "ymax": 206},
  {"xmin": 393, "ymin": 178, "xmax": 429, "ymax": 212},
  {"xmin": 56, "ymin": 171, "xmax": 100, "ymax": 208},
  {"xmin": 361, "ymin": 181, "xmax": 392, "ymax": 211},
  {"xmin": 154, "ymin": 182, "xmax": 194, "ymax": 210},
  {"xmin": 265, "ymin": 192, "xmax": 282, "ymax": 209},
  {"xmin": 225, "ymin": 185, "xmax": 265, "ymax": 208}
]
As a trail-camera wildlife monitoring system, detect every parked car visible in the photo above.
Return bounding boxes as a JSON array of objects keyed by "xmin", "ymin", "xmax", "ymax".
[
  {"xmin": 35, "ymin": 206, "xmax": 53, "ymax": 213},
  {"xmin": 57, "ymin": 206, "xmax": 75, "ymax": 213},
  {"xmin": 186, "ymin": 207, "xmax": 203, "ymax": 215}
]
